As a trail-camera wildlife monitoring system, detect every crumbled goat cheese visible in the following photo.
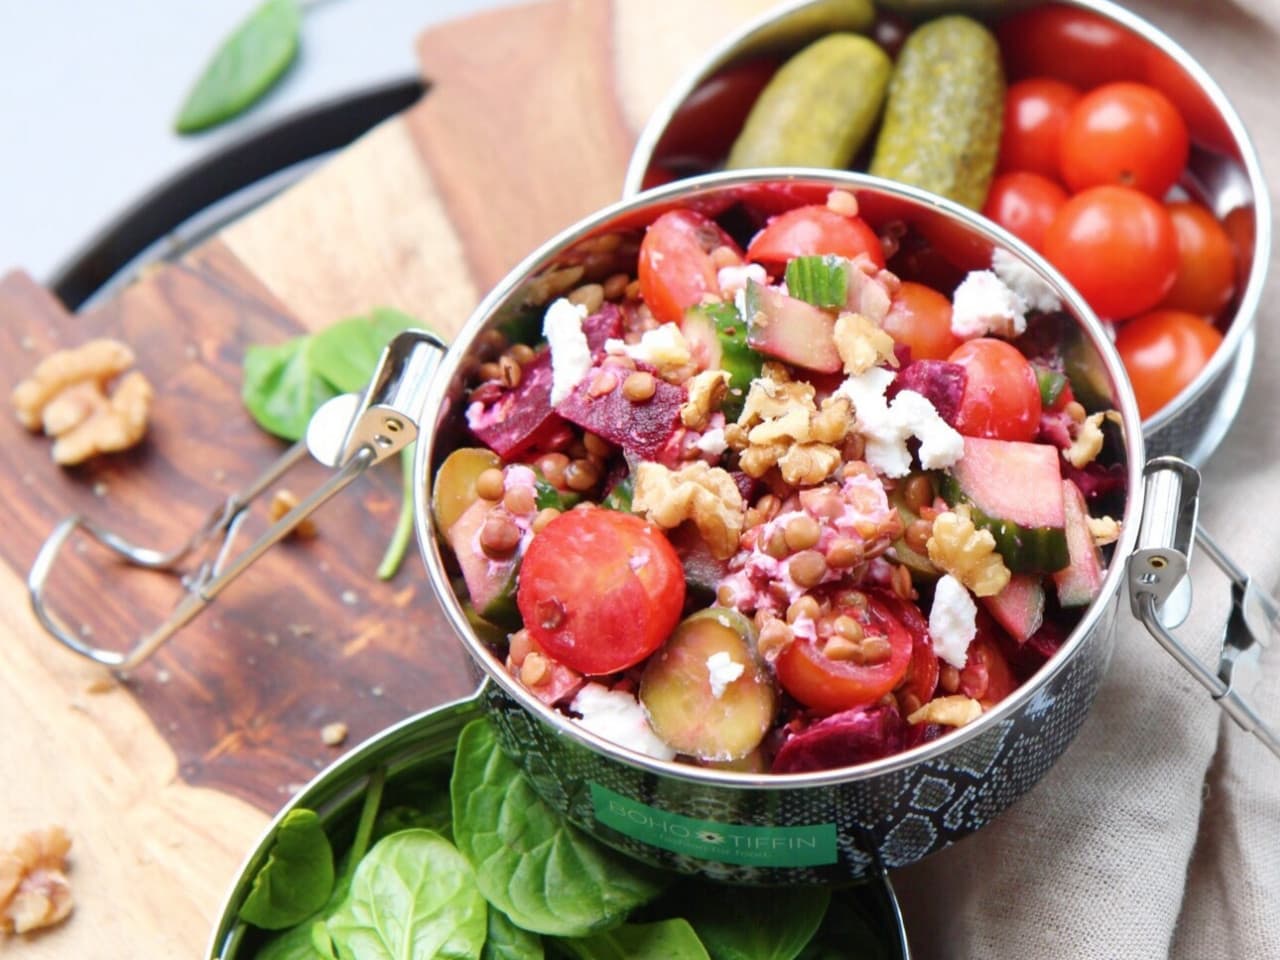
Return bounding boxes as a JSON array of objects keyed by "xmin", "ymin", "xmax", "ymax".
[
  {"xmin": 571, "ymin": 683, "xmax": 676, "ymax": 761},
  {"xmin": 705, "ymin": 651, "xmax": 745, "ymax": 699},
  {"xmin": 625, "ymin": 323, "xmax": 692, "ymax": 373},
  {"xmin": 836, "ymin": 368, "xmax": 964, "ymax": 477},
  {"xmin": 717, "ymin": 263, "xmax": 767, "ymax": 296},
  {"xmin": 696, "ymin": 427, "xmax": 728, "ymax": 456},
  {"xmin": 951, "ymin": 270, "xmax": 1028, "ymax": 340},
  {"xmin": 992, "ymin": 247, "xmax": 1061, "ymax": 313},
  {"xmin": 929, "ymin": 574, "xmax": 978, "ymax": 669},
  {"xmin": 543, "ymin": 298, "xmax": 592, "ymax": 405}
]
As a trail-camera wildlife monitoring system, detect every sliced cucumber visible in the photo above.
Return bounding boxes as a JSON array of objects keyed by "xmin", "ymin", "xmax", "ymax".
[
  {"xmin": 682, "ymin": 301, "xmax": 763, "ymax": 419},
  {"xmin": 743, "ymin": 279, "xmax": 841, "ymax": 374},
  {"xmin": 1054, "ymin": 479, "xmax": 1105, "ymax": 608},
  {"xmin": 446, "ymin": 498, "xmax": 521, "ymax": 628},
  {"xmin": 432, "ymin": 447, "xmax": 500, "ymax": 536},
  {"xmin": 889, "ymin": 472, "xmax": 939, "ymax": 582},
  {"xmin": 981, "ymin": 573, "xmax": 1045, "ymax": 643}
]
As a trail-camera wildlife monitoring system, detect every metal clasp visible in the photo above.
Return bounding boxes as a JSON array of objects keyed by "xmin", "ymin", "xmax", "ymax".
[
  {"xmin": 27, "ymin": 330, "xmax": 448, "ymax": 671},
  {"xmin": 1128, "ymin": 457, "xmax": 1280, "ymax": 759}
]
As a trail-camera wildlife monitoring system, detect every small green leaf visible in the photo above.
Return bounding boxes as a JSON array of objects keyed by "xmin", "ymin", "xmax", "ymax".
[
  {"xmin": 238, "ymin": 809, "xmax": 335, "ymax": 931},
  {"xmin": 255, "ymin": 921, "xmax": 331, "ymax": 960},
  {"xmin": 326, "ymin": 829, "xmax": 488, "ymax": 960},
  {"xmin": 784, "ymin": 256, "xmax": 848, "ymax": 308},
  {"xmin": 555, "ymin": 919, "xmax": 710, "ymax": 960},
  {"xmin": 682, "ymin": 882, "xmax": 830, "ymax": 960},
  {"xmin": 1033, "ymin": 364, "xmax": 1067, "ymax": 408},
  {"xmin": 310, "ymin": 308, "xmax": 419, "ymax": 395},
  {"xmin": 450, "ymin": 719, "xmax": 667, "ymax": 937},
  {"xmin": 175, "ymin": 0, "xmax": 302, "ymax": 134},
  {"xmin": 242, "ymin": 337, "xmax": 339, "ymax": 441},
  {"xmin": 484, "ymin": 909, "xmax": 545, "ymax": 960}
]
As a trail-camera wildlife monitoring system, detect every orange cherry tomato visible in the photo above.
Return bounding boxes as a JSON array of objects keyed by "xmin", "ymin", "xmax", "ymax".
[
  {"xmin": 947, "ymin": 338, "xmax": 1042, "ymax": 443},
  {"xmin": 1160, "ymin": 201, "xmax": 1236, "ymax": 317},
  {"xmin": 1059, "ymin": 82, "xmax": 1189, "ymax": 197},
  {"xmin": 1114, "ymin": 309, "xmax": 1223, "ymax": 419},
  {"xmin": 882, "ymin": 281, "xmax": 960, "ymax": 362},
  {"xmin": 997, "ymin": 77, "xmax": 1081, "ymax": 180},
  {"xmin": 774, "ymin": 594, "xmax": 913, "ymax": 714},
  {"xmin": 982, "ymin": 171, "xmax": 1069, "ymax": 253},
  {"xmin": 1042, "ymin": 186, "xmax": 1178, "ymax": 320},
  {"xmin": 517, "ymin": 509, "xmax": 686, "ymax": 675},
  {"xmin": 638, "ymin": 210, "xmax": 743, "ymax": 325},
  {"xmin": 746, "ymin": 205, "xmax": 885, "ymax": 271}
]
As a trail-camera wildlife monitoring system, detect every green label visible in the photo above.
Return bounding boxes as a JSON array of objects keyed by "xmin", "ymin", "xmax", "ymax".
[{"xmin": 590, "ymin": 783, "xmax": 837, "ymax": 867}]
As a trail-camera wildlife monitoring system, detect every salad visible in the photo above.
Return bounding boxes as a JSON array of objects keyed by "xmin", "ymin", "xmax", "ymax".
[{"xmin": 434, "ymin": 187, "xmax": 1125, "ymax": 775}]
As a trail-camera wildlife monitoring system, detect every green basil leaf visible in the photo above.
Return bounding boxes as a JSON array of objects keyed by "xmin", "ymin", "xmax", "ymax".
[
  {"xmin": 483, "ymin": 909, "xmax": 545, "ymax": 960},
  {"xmin": 242, "ymin": 337, "xmax": 338, "ymax": 441},
  {"xmin": 682, "ymin": 882, "xmax": 829, "ymax": 960},
  {"xmin": 326, "ymin": 829, "xmax": 487, "ymax": 960},
  {"xmin": 450, "ymin": 719, "xmax": 667, "ymax": 937},
  {"xmin": 309, "ymin": 309, "xmax": 419, "ymax": 395},
  {"xmin": 238, "ymin": 809, "xmax": 335, "ymax": 931},
  {"xmin": 555, "ymin": 919, "xmax": 710, "ymax": 960},
  {"xmin": 175, "ymin": 0, "xmax": 302, "ymax": 133}
]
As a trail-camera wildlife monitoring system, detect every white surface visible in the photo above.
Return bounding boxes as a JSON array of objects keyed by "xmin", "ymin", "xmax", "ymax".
[{"xmin": 0, "ymin": 0, "xmax": 509, "ymax": 284}]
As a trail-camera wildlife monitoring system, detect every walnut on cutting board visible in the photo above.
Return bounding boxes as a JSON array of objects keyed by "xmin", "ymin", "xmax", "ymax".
[
  {"xmin": 10, "ymin": 339, "xmax": 153, "ymax": 465},
  {"xmin": 0, "ymin": 826, "xmax": 73, "ymax": 935}
]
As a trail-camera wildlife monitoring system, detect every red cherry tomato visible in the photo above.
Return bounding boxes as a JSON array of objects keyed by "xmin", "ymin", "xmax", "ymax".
[
  {"xmin": 880, "ymin": 594, "xmax": 939, "ymax": 708},
  {"xmin": 1161, "ymin": 201, "xmax": 1236, "ymax": 316},
  {"xmin": 947, "ymin": 338, "xmax": 1042, "ymax": 442},
  {"xmin": 774, "ymin": 594, "xmax": 913, "ymax": 714},
  {"xmin": 1042, "ymin": 186, "xmax": 1178, "ymax": 320},
  {"xmin": 650, "ymin": 58, "xmax": 778, "ymax": 172},
  {"xmin": 638, "ymin": 210, "xmax": 743, "ymax": 325},
  {"xmin": 981, "ymin": 171, "xmax": 1069, "ymax": 254},
  {"xmin": 1144, "ymin": 47, "xmax": 1235, "ymax": 156},
  {"xmin": 516, "ymin": 509, "xmax": 686, "ymax": 676},
  {"xmin": 882, "ymin": 281, "xmax": 961, "ymax": 362},
  {"xmin": 997, "ymin": 5, "xmax": 1146, "ymax": 89},
  {"xmin": 959, "ymin": 630, "xmax": 1019, "ymax": 710},
  {"xmin": 746, "ymin": 205, "xmax": 885, "ymax": 270},
  {"xmin": 997, "ymin": 77, "xmax": 1081, "ymax": 179},
  {"xmin": 1059, "ymin": 82, "xmax": 1188, "ymax": 198},
  {"xmin": 1114, "ymin": 309, "xmax": 1223, "ymax": 420}
]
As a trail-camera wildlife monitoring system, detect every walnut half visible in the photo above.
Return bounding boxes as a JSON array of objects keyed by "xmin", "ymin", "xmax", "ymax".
[
  {"xmin": 0, "ymin": 827, "xmax": 73, "ymax": 935},
  {"xmin": 631, "ymin": 461, "xmax": 745, "ymax": 559},
  {"xmin": 11, "ymin": 339, "xmax": 152, "ymax": 465}
]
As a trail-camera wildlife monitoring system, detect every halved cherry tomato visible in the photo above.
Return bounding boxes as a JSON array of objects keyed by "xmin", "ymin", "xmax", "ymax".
[
  {"xmin": 516, "ymin": 508, "xmax": 685, "ymax": 675},
  {"xmin": 997, "ymin": 77, "xmax": 1081, "ymax": 179},
  {"xmin": 1160, "ymin": 201, "xmax": 1236, "ymax": 316},
  {"xmin": 959, "ymin": 629, "xmax": 1019, "ymax": 710},
  {"xmin": 1042, "ymin": 185, "xmax": 1178, "ymax": 320},
  {"xmin": 1114, "ymin": 309, "xmax": 1223, "ymax": 419},
  {"xmin": 882, "ymin": 281, "xmax": 960, "ymax": 362},
  {"xmin": 1059, "ymin": 82, "xmax": 1188, "ymax": 197},
  {"xmin": 746, "ymin": 205, "xmax": 885, "ymax": 270},
  {"xmin": 981, "ymin": 171, "xmax": 1068, "ymax": 254},
  {"xmin": 996, "ymin": 5, "xmax": 1146, "ymax": 89},
  {"xmin": 774, "ymin": 594, "xmax": 912, "ymax": 714},
  {"xmin": 881, "ymin": 594, "xmax": 939, "ymax": 707},
  {"xmin": 947, "ymin": 338, "xmax": 1042, "ymax": 442},
  {"xmin": 638, "ymin": 210, "xmax": 743, "ymax": 325}
]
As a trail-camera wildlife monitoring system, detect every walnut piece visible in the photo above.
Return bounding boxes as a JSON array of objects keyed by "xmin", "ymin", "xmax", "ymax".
[
  {"xmin": 1087, "ymin": 515, "xmax": 1122, "ymax": 546},
  {"xmin": 833, "ymin": 312, "xmax": 896, "ymax": 376},
  {"xmin": 731, "ymin": 365, "xmax": 850, "ymax": 485},
  {"xmin": 11, "ymin": 339, "xmax": 152, "ymax": 466},
  {"xmin": 0, "ymin": 827, "xmax": 73, "ymax": 935},
  {"xmin": 631, "ymin": 461, "xmax": 745, "ymax": 559},
  {"xmin": 1064, "ymin": 412, "xmax": 1105, "ymax": 469},
  {"xmin": 908, "ymin": 695, "xmax": 983, "ymax": 727},
  {"xmin": 680, "ymin": 369, "xmax": 730, "ymax": 430},
  {"xmin": 926, "ymin": 505, "xmax": 1011, "ymax": 597}
]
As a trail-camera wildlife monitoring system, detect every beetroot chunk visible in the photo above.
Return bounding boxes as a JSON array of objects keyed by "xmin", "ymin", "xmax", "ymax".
[
  {"xmin": 1063, "ymin": 461, "xmax": 1127, "ymax": 502},
  {"xmin": 582, "ymin": 303, "xmax": 624, "ymax": 353},
  {"xmin": 888, "ymin": 360, "xmax": 966, "ymax": 427},
  {"xmin": 771, "ymin": 704, "xmax": 909, "ymax": 774},
  {"xmin": 556, "ymin": 365, "xmax": 685, "ymax": 460},
  {"xmin": 466, "ymin": 351, "xmax": 564, "ymax": 458}
]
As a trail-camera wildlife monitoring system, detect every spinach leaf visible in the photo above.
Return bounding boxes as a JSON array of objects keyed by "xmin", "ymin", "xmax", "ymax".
[
  {"xmin": 239, "ymin": 809, "xmax": 335, "ymax": 930},
  {"xmin": 450, "ymin": 719, "xmax": 667, "ymax": 938},
  {"xmin": 680, "ymin": 882, "xmax": 830, "ymax": 960},
  {"xmin": 309, "ymin": 308, "xmax": 419, "ymax": 394},
  {"xmin": 554, "ymin": 919, "xmax": 709, "ymax": 960},
  {"xmin": 483, "ymin": 909, "xmax": 545, "ymax": 960},
  {"xmin": 326, "ymin": 829, "xmax": 487, "ymax": 960},
  {"xmin": 255, "ymin": 920, "xmax": 330, "ymax": 960},
  {"xmin": 795, "ymin": 884, "xmax": 897, "ymax": 960},
  {"xmin": 242, "ymin": 337, "xmax": 339, "ymax": 442},
  {"xmin": 175, "ymin": 0, "xmax": 302, "ymax": 133}
]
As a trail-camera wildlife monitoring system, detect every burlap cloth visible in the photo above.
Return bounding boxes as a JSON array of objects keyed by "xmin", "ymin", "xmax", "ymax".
[{"xmin": 892, "ymin": 2, "xmax": 1280, "ymax": 956}]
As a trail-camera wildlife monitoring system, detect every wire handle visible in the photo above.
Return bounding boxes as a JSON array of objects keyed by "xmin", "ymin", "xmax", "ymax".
[
  {"xmin": 27, "ymin": 329, "xmax": 447, "ymax": 671},
  {"xmin": 1128, "ymin": 457, "xmax": 1280, "ymax": 759}
]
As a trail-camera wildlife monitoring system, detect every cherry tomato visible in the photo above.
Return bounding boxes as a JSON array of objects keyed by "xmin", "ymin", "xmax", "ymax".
[
  {"xmin": 774, "ymin": 594, "xmax": 913, "ymax": 714},
  {"xmin": 1059, "ymin": 82, "xmax": 1189, "ymax": 197},
  {"xmin": 997, "ymin": 77, "xmax": 1081, "ymax": 179},
  {"xmin": 746, "ymin": 205, "xmax": 885, "ymax": 270},
  {"xmin": 1222, "ymin": 206, "xmax": 1255, "ymax": 289},
  {"xmin": 1042, "ymin": 186, "xmax": 1178, "ymax": 320},
  {"xmin": 881, "ymin": 281, "xmax": 960, "ymax": 362},
  {"xmin": 650, "ymin": 58, "xmax": 778, "ymax": 173},
  {"xmin": 959, "ymin": 630, "xmax": 1019, "ymax": 710},
  {"xmin": 981, "ymin": 171, "xmax": 1068, "ymax": 253},
  {"xmin": 1144, "ymin": 47, "xmax": 1235, "ymax": 156},
  {"xmin": 947, "ymin": 339, "xmax": 1042, "ymax": 443},
  {"xmin": 516, "ymin": 509, "xmax": 686, "ymax": 675},
  {"xmin": 638, "ymin": 210, "xmax": 743, "ymax": 325},
  {"xmin": 997, "ymin": 5, "xmax": 1146, "ymax": 89},
  {"xmin": 1114, "ymin": 309, "xmax": 1223, "ymax": 419},
  {"xmin": 880, "ymin": 594, "xmax": 939, "ymax": 708},
  {"xmin": 1160, "ymin": 201, "xmax": 1236, "ymax": 316}
]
